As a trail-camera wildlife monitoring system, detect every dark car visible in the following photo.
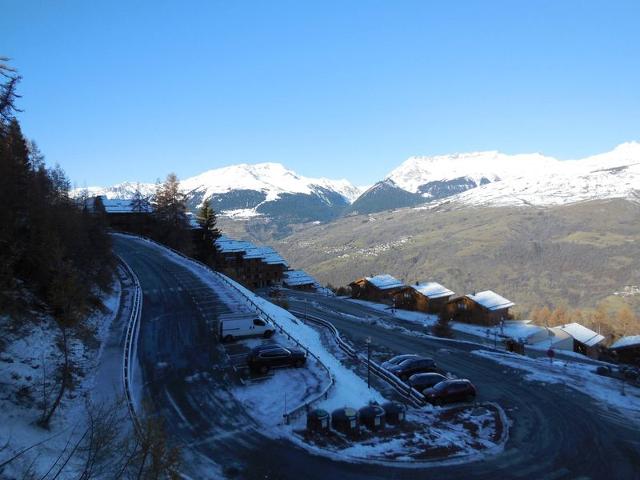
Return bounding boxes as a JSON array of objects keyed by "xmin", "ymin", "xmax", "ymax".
[
  {"xmin": 422, "ymin": 379, "xmax": 476, "ymax": 405},
  {"xmin": 381, "ymin": 354, "xmax": 420, "ymax": 370},
  {"xmin": 247, "ymin": 344, "xmax": 306, "ymax": 374},
  {"xmin": 407, "ymin": 372, "xmax": 448, "ymax": 392},
  {"xmin": 386, "ymin": 357, "xmax": 439, "ymax": 381}
]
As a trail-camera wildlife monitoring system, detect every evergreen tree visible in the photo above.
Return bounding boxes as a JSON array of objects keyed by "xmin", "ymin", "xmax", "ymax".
[
  {"xmin": 197, "ymin": 198, "xmax": 220, "ymax": 239},
  {"xmin": 194, "ymin": 198, "xmax": 221, "ymax": 265}
]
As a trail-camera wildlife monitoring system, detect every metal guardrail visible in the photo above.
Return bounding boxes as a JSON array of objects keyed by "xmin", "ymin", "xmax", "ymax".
[
  {"xmin": 113, "ymin": 232, "xmax": 335, "ymax": 423},
  {"xmin": 293, "ymin": 310, "xmax": 426, "ymax": 407},
  {"xmin": 117, "ymin": 256, "xmax": 143, "ymax": 435}
]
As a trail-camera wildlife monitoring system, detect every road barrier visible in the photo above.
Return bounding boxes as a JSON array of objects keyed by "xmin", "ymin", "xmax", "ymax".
[
  {"xmin": 292, "ymin": 310, "xmax": 426, "ymax": 407},
  {"xmin": 112, "ymin": 232, "xmax": 335, "ymax": 424},
  {"xmin": 117, "ymin": 256, "xmax": 143, "ymax": 435}
]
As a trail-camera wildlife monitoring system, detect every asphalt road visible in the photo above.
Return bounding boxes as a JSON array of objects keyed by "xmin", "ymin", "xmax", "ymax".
[{"xmin": 114, "ymin": 236, "xmax": 640, "ymax": 480}]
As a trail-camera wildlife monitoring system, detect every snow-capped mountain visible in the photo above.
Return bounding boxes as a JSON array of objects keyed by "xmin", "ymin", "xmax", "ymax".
[
  {"xmin": 450, "ymin": 142, "xmax": 640, "ymax": 208},
  {"xmin": 79, "ymin": 181, "xmax": 156, "ymax": 199},
  {"xmin": 76, "ymin": 143, "xmax": 640, "ymax": 222},
  {"xmin": 78, "ymin": 162, "xmax": 363, "ymax": 224},
  {"xmin": 387, "ymin": 151, "xmax": 559, "ymax": 195},
  {"xmin": 349, "ymin": 143, "xmax": 640, "ymax": 214},
  {"xmin": 181, "ymin": 162, "xmax": 361, "ymax": 206}
]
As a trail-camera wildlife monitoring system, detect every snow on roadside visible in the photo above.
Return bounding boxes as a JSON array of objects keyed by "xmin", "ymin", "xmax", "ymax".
[
  {"xmin": 233, "ymin": 361, "xmax": 327, "ymax": 427},
  {"xmin": 345, "ymin": 299, "xmax": 552, "ymax": 349},
  {"xmin": 0, "ymin": 280, "xmax": 122, "ymax": 479},
  {"xmin": 141, "ymin": 238, "xmax": 386, "ymax": 412},
  {"xmin": 346, "ymin": 298, "xmax": 439, "ymax": 326},
  {"xmin": 472, "ymin": 349, "xmax": 640, "ymax": 421}
]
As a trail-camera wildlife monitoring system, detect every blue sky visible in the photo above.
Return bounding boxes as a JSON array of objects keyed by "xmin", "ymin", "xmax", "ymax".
[{"xmin": 5, "ymin": 1, "xmax": 640, "ymax": 187}]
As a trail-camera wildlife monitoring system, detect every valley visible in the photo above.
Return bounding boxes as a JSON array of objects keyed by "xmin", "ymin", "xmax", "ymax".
[{"xmin": 272, "ymin": 199, "xmax": 640, "ymax": 327}]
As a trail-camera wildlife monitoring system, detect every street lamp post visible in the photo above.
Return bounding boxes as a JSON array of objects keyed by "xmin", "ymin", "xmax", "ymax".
[{"xmin": 366, "ymin": 336, "xmax": 372, "ymax": 389}]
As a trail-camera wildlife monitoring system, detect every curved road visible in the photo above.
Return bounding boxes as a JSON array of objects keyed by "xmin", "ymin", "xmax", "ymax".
[{"xmin": 114, "ymin": 236, "xmax": 640, "ymax": 480}]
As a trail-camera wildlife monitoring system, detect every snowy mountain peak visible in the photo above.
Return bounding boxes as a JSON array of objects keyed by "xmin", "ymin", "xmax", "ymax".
[
  {"xmin": 386, "ymin": 150, "xmax": 559, "ymax": 194},
  {"xmin": 429, "ymin": 142, "xmax": 640, "ymax": 208},
  {"xmin": 181, "ymin": 162, "xmax": 361, "ymax": 204}
]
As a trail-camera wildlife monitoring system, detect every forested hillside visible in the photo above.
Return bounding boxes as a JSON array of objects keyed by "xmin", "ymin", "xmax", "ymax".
[{"xmin": 0, "ymin": 62, "xmax": 114, "ymax": 324}]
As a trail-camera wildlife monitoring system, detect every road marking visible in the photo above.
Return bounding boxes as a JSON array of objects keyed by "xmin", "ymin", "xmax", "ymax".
[{"xmin": 165, "ymin": 388, "xmax": 193, "ymax": 430}]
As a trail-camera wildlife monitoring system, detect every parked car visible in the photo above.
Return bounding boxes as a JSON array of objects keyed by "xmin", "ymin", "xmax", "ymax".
[
  {"xmin": 247, "ymin": 344, "xmax": 306, "ymax": 374},
  {"xmin": 407, "ymin": 372, "xmax": 448, "ymax": 392},
  {"xmin": 381, "ymin": 354, "xmax": 420, "ymax": 370},
  {"xmin": 386, "ymin": 357, "xmax": 440, "ymax": 381},
  {"xmin": 422, "ymin": 379, "xmax": 476, "ymax": 405}
]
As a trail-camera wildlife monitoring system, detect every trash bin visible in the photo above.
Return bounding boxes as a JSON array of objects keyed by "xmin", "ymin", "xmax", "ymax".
[
  {"xmin": 331, "ymin": 407, "xmax": 359, "ymax": 435},
  {"xmin": 306, "ymin": 409, "xmax": 330, "ymax": 432},
  {"xmin": 382, "ymin": 401, "xmax": 406, "ymax": 425},
  {"xmin": 358, "ymin": 405, "xmax": 386, "ymax": 431}
]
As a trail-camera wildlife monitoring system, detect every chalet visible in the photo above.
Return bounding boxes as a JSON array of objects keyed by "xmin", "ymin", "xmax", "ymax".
[
  {"xmin": 609, "ymin": 335, "xmax": 640, "ymax": 365},
  {"xmin": 556, "ymin": 323, "xmax": 605, "ymax": 357},
  {"xmin": 528, "ymin": 323, "xmax": 605, "ymax": 357},
  {"xmin": 349, "ymin": 274, "xmax": 405, "ymax": 304},
  {"xmin": 444, "ymin": 290, "xmax": 514, "ymax": 326},
  {"xmin": 283, "ymin": 270, "xmax": 317, "ymax": 290},
  {"xmin": 392, "ymin": 281, "xmax": 454, "ymax": 314},
  {"xmin": 214, "ymin": 236, "xmax": 288, "ymax": 289},
  {"xmin": 91, "ymin": 196, "xmax": 155, "ymax": 234}
]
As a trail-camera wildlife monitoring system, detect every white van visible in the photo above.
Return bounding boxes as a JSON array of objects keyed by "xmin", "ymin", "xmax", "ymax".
[{"xmin": 218, "ymin": 312, "xmax": 275, "ymax": 342}]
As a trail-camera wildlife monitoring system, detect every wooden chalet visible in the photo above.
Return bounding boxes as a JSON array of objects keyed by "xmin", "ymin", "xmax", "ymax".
[
  {"xmin": 609, "ymin": 335, "xmax": 640, "ymax": 365},
  {"xmin": 349, "ymin": 274, "xmax": 405, "ymax": 304},
  {"xmin": 392, "ymin": 281, "xmax": 455, "ymax": 314},
  {"xmin": 282, "ymin": 270, "xmax": 317, "ymax": 291},
  {"xmin": 92, "ymin": 196, "xmax": 154, "ymax": 234},
  {"xmin": 215, "ymin": 236, "xmax": 288, "ymax": 289},
  {"xmin": 444, "ymin": 290, "xmax": 514, "ymax": 326}
]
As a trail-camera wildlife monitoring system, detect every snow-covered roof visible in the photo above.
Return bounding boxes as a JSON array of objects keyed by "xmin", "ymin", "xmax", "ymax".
[
  {"xmin": 243, "ymin": 246, "xmax": 288, "ymax": 266},
  {"xmin": 365, "ymin": 274, "xmax": 405, "ymax": 291},
  {"xmin": 101, "ymin": 198, "xmax": 136, "ymax": 213},
  {"xmin": 283, "ymin": 270, "xmax": 316, "ymax": 286},
  {"xmin": 610, "ymin": 335, "xmax": 640, "ymax": 350},
  {"xmin": 98, "ymin": 195, "xmax": 153, "ymax": 213},
  {"xmin": 558, "ymin": 323, "xmax": 605, "ymax": 347},
  {"xmin": 466, "ymin": 290, "xmax": 515, "ymax": 311},
  {"xmin": 412, "ymin": 282, "xmax": 454, "ymax": 299},
  {"xmin": 214, "ymin": 236, "xmax": 288, "ymax": 266},
  {"xmin": 215, "ymin": 235, "xmax": 254, "ymax": 253}
]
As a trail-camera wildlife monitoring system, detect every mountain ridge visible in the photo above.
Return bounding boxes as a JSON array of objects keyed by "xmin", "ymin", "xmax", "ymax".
[{"xmin": 76, "ymin": 141, "xmax": 640, "ymax": 221}]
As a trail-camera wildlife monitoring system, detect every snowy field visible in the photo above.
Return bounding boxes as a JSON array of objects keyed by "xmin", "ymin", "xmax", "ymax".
[
  {"xmin": 472, "ymin": 350, "xmax": 640, "ymax": 421},
  {"xmin": 0, "ymin": 278, "xmax": 122, "ymax": 479}
]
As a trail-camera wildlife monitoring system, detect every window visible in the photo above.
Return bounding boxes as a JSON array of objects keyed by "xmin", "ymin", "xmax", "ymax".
[{"xmin": 253, "ymin": 319, "xmax": 265, "ymax": 326}]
